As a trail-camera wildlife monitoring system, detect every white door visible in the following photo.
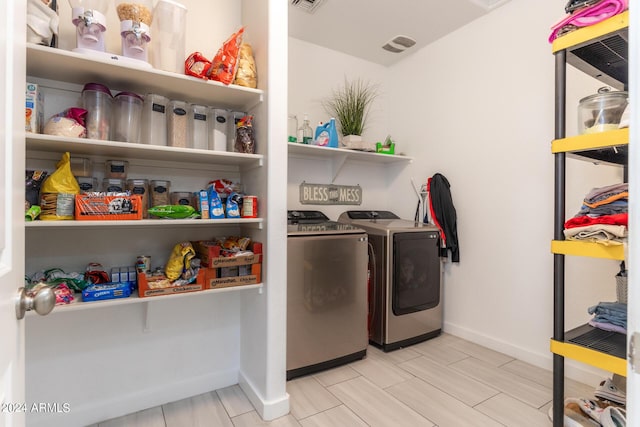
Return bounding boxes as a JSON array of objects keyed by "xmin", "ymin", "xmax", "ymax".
[{"xmin": 0, "ymin": 2, "xmax": 27, "ymax": 427}]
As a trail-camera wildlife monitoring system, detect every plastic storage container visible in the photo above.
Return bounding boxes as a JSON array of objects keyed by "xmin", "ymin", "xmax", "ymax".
[
  {"xmin": 82, "ymin": 82, "xmax": 113, "ymax": 140},
  {"xmin": 190, "ymin": 104, "xmax": 208, "ymax": 150},
  {"xmin": 578, "ymin": 87, "xmax": 628, "ymax": 134},
  {"xmin": 103, "ymin": 178, "xmax": 125, "ymax": 192},
  {"xmin": 113, "ymin": 91, "xmax": 144, "ymax": 143},
  {"xmin": 167, "ymin": 100, "xmax": 190, "ymax": 148},
  {"xmin": 76, "ymin": 176, "xmax": 99, "ymax": 193},
  {"xmin": 105, "ymin": 160, "xmax": 129, "ymax": 179},
  {"xmin": 170, "ymin": 191, "xmax": 193, "ymax": 206},
  {"xmin": 141, "ymin": 93, "xmax": 168, "ymax": 146},
  {"xmin": 127, "ymin": 178, "xmax": 149, "ymax": 218},
  {"xmin": 209, "ymin": 108, "xmax": 228, "ymax": 151},
  {"xmin": 151, "ymin": 0, "xmax": 187, "ymax": 73},
  {"xmin": 150, "ymin": 179, "xmax": 171, "ymax": 206},
  {"xmin": 116, "ymin": 0, "xmax": 153, "ymax": 63},
  {"xmin": 70, "ymin": 157, "xmax": 92, "ymax": 177},
  {"xmin": 228, "ymin": 111, "xmax": 246, "ymax": 151}
]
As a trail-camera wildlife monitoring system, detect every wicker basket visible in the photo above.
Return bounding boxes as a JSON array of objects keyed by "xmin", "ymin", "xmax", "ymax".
[{"xmin": 616, "ymin": 274, "xmax": 628, "ymax": 304}]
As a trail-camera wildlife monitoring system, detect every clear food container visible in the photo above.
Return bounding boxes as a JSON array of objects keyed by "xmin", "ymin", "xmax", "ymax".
[
  {"xmin": 127, "ymin": 178, "xmax": 149, "ymax": 217},
  {"xmin": 141, "ymin": 93, "xmax": 168, "ymax": 146},
  {"xmin": 150, "ymin": 179, "xmax": 171, "ymax": 206},
  {"xmin": 82, "ymin": 82, "xmax": 113, "ymax": 140},
  {"xmin": 105, "ymin": 160, "xmax": 129, "ymax": 179},
  {"xmin": 170, "ymin": 191, "xmax": 194, "ymax": 206},
  {"xmin": 578, "ymin": 87, "xmax": 628, "ymax": 134},
  {"xmin": 113, "ymin": 91, "xmax": 144, "ymax": 143},
  {"xmin": 190, "ymin": 104, "xmax": 208, "ymax": 150},
  {"xmin": 167, "ymin": 100, "xmax": 189, "ymax": 148},
  {"xmin": 70, "ymin": 157, "xmax": 92, "ymax": 177},
  {"xmin": 76, "ymin": 176, "xmax": 99, "ymax": 193},
  {"xmin": 103, "ymin": 178, "xmax": 125, "ymax": 192}
]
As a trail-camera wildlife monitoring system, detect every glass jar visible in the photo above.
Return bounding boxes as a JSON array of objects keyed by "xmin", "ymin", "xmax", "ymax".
[{"xmin": 150, "ymin": 179, "xmax": 171, "ymax": 207}]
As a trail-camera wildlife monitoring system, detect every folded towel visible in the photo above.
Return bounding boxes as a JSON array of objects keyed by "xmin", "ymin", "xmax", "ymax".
[
  {"xmin": 564, "ymin": 213, "xmax": 628, "ymax": 229},
  {"xmin": 549, "ymin": 0, "xmax": 628, "ymax": 42}
]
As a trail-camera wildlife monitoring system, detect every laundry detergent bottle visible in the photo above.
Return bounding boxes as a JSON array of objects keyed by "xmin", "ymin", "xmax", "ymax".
[{"xmin": 315, "ymin": 118, "xmax": 339, "ymax": 148}]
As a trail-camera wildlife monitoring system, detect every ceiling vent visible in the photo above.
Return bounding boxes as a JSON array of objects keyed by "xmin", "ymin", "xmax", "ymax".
[
  {"xmin": 291, "ymin": 0, "xmax": 326, "ymax": 14},
  {"xmin": 382, "ymin": 35, "xmax": 416, "ymax": 53}
]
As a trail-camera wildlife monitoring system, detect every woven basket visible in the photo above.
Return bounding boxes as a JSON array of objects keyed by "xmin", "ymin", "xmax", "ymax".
[{"xmin": 616, "ymin": 275, "xmax": 628, "ymax": 304}]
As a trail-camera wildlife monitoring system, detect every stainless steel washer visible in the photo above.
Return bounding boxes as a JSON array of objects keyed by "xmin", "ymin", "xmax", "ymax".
[
  {"xmin": 338, "ymin": 210, "xmax": 442, "ymax": 352},
  {"xmin": 287, "ymin": 210, "xmax": 368, "ymax": 379}
]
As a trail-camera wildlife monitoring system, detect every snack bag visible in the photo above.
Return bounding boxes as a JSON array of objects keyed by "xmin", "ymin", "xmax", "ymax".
[
  {"xmin": 208, "ymin": 27, "xmax": 245, "ymax": 85},
  {"xmin": 233, "ymin": 43, "xmax": 257, "ymax": 88},
  {"xmin": 43, "ymin": 108, "xmax": 88, "ymax": 138},
  {"xmin": 165, "ymin": 242, "xmax": 196, "ymax": 281},
  {"xmin": 185, "ymin": 52, "xmax": 212, "ymax": 79},
  {"xmin": 39, "ymin": 152, "xmax": 80, "ymax": 220}
]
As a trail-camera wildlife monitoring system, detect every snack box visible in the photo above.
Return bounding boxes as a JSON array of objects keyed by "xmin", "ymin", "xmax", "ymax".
[
  {"xmin": 82, "ymin": 282, "xmax": 132, "ymax": 302},
  {"xmin": 26, "ymin": 82, "xmax": 44, "ymax": 133},
  {"xmin": 75, "ymin": 193, "xmax": 143, "ymax": 220},
  {"xmin": 205, "ymin": 262, "xmax": 261, "ymax": 290},
  {"xmin": 194, "ymin": 240, "xmax": 263, "ymax": 268},
  {"xmin": 137, "ymin": 269, "xmax": 205, "ymax": 298},
  {"xmin": 110, "ymin": 266, "xmax": 137, "ymax": 291}
]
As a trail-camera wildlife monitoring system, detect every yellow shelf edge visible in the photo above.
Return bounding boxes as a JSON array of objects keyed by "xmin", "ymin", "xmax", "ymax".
[
  {"xmin": 552, "ymin": 128, "xmax": 629, "ymax": 153},
  {"xmin": 552, "ymin": 10, "xmax": 628, "ymax": 53},
  {"xmin": 550, "ymin": 339, "xmax": 627, "ymax": 377},
  {"xmin": 551, "ymin": 240, "xmax": 625, "ymax": 260}
]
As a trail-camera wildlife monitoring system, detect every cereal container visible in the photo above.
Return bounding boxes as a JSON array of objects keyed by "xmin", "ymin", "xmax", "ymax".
[
  {"xmin": 190, "ymin": 104, "xmax": 208, "ymax": 150},
  {"xmin": 150, "ymin": 179, "xmax": 171, "ymax": 207},
  {"xmin": 141, "ymin": 93, "xmax": 168, "ymax": 146},
  {"xmin": 167, "ymin": 100, "xmax": 190, "ymax": 148},
  {"xmin": 113, "ymin": 91, "xmax": 144, "ymax": 143}
]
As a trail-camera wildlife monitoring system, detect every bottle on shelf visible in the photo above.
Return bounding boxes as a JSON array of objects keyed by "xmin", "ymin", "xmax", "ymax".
[
  {"xmin": 297, "ymin": 114, "xmax": 313, "ymax": 145},
  {"xmin": 288, "ymin": 114, "xmax": 298, "ymax": 143}
]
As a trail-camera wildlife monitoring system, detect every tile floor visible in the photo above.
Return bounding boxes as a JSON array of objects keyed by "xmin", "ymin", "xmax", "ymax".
[{"xmin": 92, "ymin": 333, "xmax": 596, "ymax": 427}]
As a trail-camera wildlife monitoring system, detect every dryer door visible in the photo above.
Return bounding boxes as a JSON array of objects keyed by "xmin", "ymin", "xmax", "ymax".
[{"xmin": 392, "ymin": 231, "xmax": 441, "ymax": 315}]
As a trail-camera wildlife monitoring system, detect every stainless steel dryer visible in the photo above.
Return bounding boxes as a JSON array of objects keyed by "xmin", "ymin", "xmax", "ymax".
[
  {"xmin": 287, "ymin": 210, "xmax": 368, "ymax": 379},
  {"xmin": 338, "ymin": 210, "xmax": 442, "ymax": 352}
]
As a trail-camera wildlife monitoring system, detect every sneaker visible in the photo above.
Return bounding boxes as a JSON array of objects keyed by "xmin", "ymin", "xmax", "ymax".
[
  {"xmin": 595, "ymin": 378, "xmax": 626, "ymax": 405},
  {"xmin": 572, "ymin": 398, "xmax": 607, "ymax": 423},
  {"xmin": 547, "ymin": 400, "xmax": 600, "ymax": 427},
  {"xmin": 601, "ymin": 406, "xmax": 626, "ymax": 427}
]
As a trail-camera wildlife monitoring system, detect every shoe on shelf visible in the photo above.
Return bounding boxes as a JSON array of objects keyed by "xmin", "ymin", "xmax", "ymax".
[
  {"xmin": 600, "ymin": 406, "xmax": 626, "ymax": 427},
  {"xmin": 547, "ymin": 400, "xmax": 600, "ymax": 427},
  {"xmin": 595, "ymin": 378, "xmax": 626, "ymax": 405}
]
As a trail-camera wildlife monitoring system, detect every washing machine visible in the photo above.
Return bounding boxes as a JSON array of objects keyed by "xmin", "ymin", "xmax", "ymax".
[
  {"xmin": 338, "ymin": 210, "xmax": 442, "ymax": 352},
  {"xmin": 287, "ymin": 210, "xmax": 368, "ymax": 379}
]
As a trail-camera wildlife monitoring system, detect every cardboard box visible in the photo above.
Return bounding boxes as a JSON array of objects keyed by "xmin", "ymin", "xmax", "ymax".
[
  {"xmin": 25, "ymin": 82, "xmax": 44, "ymax": 133},
  {"xmin": 75, "ymin": 194, "xmax": 143, "ymax": 220},
  {"xmin": 205, "ymin": 262, "xmax": 261, "ymax": 290},
  {"xmin": 137, "ymin": 269, "xmax": 205, "ymax": 298},
  {"xmin": 194, "ymin": 240, "xmax": 262, "ymax": 267}
]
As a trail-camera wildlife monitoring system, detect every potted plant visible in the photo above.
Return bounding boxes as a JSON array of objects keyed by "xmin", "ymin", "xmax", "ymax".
[{"xmin": 322, "ymin": 77, "xmax": 378, "ymax": 147}]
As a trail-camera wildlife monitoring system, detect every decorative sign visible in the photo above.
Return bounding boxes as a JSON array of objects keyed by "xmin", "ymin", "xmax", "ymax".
[{"xmin": 299, "ymin": 182, "xmax": 362, "ymax": 205}]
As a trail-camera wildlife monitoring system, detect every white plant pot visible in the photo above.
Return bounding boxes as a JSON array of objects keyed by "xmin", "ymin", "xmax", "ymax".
[{"xmin": 342, "ymin": 135, "xmax": 362, "ymax": 146}]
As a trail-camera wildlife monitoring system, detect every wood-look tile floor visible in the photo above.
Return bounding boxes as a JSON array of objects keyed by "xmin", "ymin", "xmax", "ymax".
[{"xmin": 91, "ymin": 334, "xmax": 596, "ymax": 427}]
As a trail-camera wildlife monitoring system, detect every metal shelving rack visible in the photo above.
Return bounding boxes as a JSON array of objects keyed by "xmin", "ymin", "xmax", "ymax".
[{"xmin": 551, "ymin": 11, "xmax": 629, "ymax": 426}]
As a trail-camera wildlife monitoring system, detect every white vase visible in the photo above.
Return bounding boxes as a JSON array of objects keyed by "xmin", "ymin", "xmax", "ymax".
[{"xmin": 342, "ymin": 135, "xmax": 362, "ymax": 147}]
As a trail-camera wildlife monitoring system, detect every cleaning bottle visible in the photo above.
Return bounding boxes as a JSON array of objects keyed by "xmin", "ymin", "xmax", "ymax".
[
  {"xmin": 314, "ymin": 118, "xmax": 339, "ymax": 148},
  {"xmin": 297, "ymin": 114, "xmax": 313, "ymax": 145}
]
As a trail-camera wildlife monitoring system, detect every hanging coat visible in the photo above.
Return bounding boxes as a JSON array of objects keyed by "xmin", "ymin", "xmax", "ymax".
[{"xmin": 425, "ymin": 173, "xmax": 459, "ymax": 262}]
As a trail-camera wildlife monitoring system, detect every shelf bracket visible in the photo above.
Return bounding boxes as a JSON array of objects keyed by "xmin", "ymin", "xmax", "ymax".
[
  {"xmin": 330, "ymin": 154, "xmax": 348, "ymax": 183},
  {"xmin": 142, "ymin": 301, "xmax": 152, "ymax": 333}
]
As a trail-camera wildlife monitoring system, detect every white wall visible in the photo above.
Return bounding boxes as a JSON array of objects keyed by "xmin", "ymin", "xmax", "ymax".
[{"xmin": 289, "ymin": 0, "xmax": 624, "ymax": 385}]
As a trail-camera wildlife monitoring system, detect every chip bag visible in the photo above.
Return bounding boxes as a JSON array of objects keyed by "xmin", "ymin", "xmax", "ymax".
[
  {"xmin": 165, "ymin": 241, "xmax": 196, "ymax": 281},
  {"xmin": 208, "ymin": 27, "xmax": 244, "ymax": 85},
  {"xmin": 39, "ymin": 152, "xmax": 80, "ymax": 220}
]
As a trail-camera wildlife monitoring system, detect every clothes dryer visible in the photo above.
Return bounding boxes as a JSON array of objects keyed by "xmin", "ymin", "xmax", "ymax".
[{"xmin": 338, "ymin": 210, "xmax": 442, "ymax": 351}]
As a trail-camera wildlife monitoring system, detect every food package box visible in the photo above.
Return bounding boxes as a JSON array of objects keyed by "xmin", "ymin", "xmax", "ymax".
[
  {"xmin": 75, "ymin": 194, "xmax": 143, "ymax": 220},
  {"xmin": 137, "ymin": 269, "xmax": 205, "ymax": 298},
  {"xmin": 25, "ymin": 82, "xmax": 44, "ymax": 133},
  {"xmin": 194, "ymin": 240, "xmax": 262, "ymax": 267},
  {"xmin": 205, "ymin": 262, "xmax": 261, "ymax": 290},
  {"xmin": 110, "ymin": 266, "xmax": 137, "ymax": 291},
  {"xmin": 82, "ymin": 282, "xmax": 132, "ymax": 302}
]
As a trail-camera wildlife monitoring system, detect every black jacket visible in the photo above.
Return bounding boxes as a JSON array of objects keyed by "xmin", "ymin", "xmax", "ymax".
[{"xmin": 425, "ymin": 173, "xmax": 459, "ymax": 262}]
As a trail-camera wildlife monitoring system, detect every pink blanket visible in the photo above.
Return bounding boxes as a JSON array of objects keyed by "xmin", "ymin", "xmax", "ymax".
[{"xmin": 549, "ymin": 0, "xmax": 628, "ymax": 42}]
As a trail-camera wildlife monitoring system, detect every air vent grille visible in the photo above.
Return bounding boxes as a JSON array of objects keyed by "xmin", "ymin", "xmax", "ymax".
[{"xmin": 291, "ymin": 0, "xmax": 326, "ymax": 14}]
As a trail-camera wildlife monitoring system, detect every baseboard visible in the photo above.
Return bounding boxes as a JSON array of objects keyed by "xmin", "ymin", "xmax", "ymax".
[
  {"xmin": 443, "ymin": 321, "xmax": 609, "ymax": 387},
  {"xmin": 27, "ymin": 369, "xmax": 239, "ymax": 427},
  {"xmin": 238, "ymin": 371, "xmax": 290, "ymax": 421}
]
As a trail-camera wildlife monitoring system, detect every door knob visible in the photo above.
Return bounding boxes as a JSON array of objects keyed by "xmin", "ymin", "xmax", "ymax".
[{"xmin": 15, "ymin": 285, "xmax": 56, "ymax": 319}]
